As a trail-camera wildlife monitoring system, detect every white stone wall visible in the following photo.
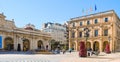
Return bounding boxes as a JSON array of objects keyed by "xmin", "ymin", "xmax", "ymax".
[{"xmin": 42, "ymin": 23, "xmax": 67, "ymax": 44}]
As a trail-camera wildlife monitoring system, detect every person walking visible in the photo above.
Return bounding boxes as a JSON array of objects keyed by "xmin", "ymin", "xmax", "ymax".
[
  {"xmin": 69, "ymin": 48, "xmax": 72, "ymax": 53},
  {"xmin": 62, "ymin": 49, "xmax": 66, "ymax": 54}
]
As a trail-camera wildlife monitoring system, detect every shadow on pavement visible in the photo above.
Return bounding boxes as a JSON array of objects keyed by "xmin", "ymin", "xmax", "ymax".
[{"xmin": 0, "ymin": 51, "xmax": 33, "ymax": 55}]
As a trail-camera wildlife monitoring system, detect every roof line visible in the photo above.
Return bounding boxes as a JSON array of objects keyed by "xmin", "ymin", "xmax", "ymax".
[{"xmin": 71, "ymin": 10, "xmax": 115, "ymax": 20}]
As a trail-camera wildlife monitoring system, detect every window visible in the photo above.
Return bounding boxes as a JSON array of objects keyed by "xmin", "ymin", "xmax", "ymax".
[
  {"xmin": 87, "ymin": 21, "xmax": 90, "ymax": 25},
  {"xmin": 104, "ymin": 29, "xmax": 108, "ymax": 36},
  {"xmin": 94, "ymin": 19, "xmax": 98, "ymax": 24},
  {"xmin": 94, "ymin": 30, "xmax": 98, "ymax": 37},
  {"xmin": 72, "ymin": 23, "xmax": 75, "ymax": 27},
  {"xmin": 104, "ymin": 18, "xmax": 108, "ymax": 22},
  {"xmin": 80, "ymin": 22, "xmax": 82, "ymax": 26},
  {"xmin": 71, "ymin": 32, "xmax": 75, "ymax": 38},
  {"xmin": 79, "ymin": 32, "xmax": 82, "ymax": 37}
]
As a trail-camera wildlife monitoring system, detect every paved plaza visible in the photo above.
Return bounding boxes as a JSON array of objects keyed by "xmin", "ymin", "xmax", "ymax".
[{"xmin": 0, "ymin": 52, "xmax": 120, "ymax": 62}]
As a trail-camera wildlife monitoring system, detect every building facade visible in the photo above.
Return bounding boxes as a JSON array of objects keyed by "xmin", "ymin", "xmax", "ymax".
[
  {"xmin": 68, "ymin": 10, "xmax": 120, "ymax": 52},
  {"xmin": 42, "ymin": 22, "xmax": 67, "ymax": 45},
  {"xmin": 0, "ymin": 13, "xmax": 51, "ymax": 51}
]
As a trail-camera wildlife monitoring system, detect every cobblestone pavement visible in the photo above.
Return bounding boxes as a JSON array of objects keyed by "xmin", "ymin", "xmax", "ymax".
[{"xmin": 0, "ymin": 52, "xmax": 120, "ymax": 62}]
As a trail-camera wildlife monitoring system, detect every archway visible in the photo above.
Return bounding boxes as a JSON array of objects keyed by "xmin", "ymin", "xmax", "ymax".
[
  {"xmin": 86, "ymin": 42, "xmax": 91, "ymax": 50},
  {"xmin": 37, "ymin": 40, "xmax": 44, "ymax": 50},
  {"xmin": 71, "ymin": 42, "xmax": 75, "ymax": 50},
  {"xmin": 4, "ymin": 37, "xmax": 14, "ymax": 51},
  {"xmin": 23, "ymin": 39, "xmax": 30, "ymax": 51},
  {"xmin": 103, "ymin": 41, "xmax": 108, "ymax": 52},
  {"xmin": 93, "ymin": 41, "xmax": 99, "ymax": 51}
]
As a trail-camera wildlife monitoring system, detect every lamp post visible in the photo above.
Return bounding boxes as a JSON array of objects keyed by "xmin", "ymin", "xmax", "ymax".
[
  {"xmin": 79, "ymin": 27, "xmax": 90, "ymax": 57},
  {"xmin": 84, "ymin": 27, "xmax": 90, "ymax": 44}
]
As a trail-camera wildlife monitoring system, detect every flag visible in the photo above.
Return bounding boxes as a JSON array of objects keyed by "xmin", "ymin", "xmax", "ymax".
[
  {"xmin": 82, "ymin": 8, "xmax": 85, "ymax": 15},
  {"xmin": 90, "ymin": 7, "xmax": 93, "ymax": 12},
  {"xmin": 95, "ymin": 4, "xmax": 97, "ymax": 11},
  {"xmin": 86, "ymin": 9, "xmax": 89, "ymax": 15}
]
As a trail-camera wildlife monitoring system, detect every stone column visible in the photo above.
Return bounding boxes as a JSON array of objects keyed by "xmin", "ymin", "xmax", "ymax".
[
  {"xmin": 34, "ymin": 39, "xmax": 38, "ymax": 50},
  {"xmin": 69, "ymin": 29, "xmax": 72, "ymax": 49},
  {"xmin": 91, "ymin": 41, "xmax": 93, "ymax": 51},
  {"xmin": 75, "ymin": 41, "xmax": 78, "ymax": 51},
  {"xmin": 2, "ymin": 35, "xmax": 5, "ymax": 49},
  {"xmin": 69, "ymin": 40, "xmax": 72, "ymax": 50},
  {"xmin": 14, "ymin": 35, "xmax": 17, "ymax": 51},
  {"xmin": 75, "ymin": 28, "xmax": 79, "ymax": 51},
  {"xmin": 20, "ymin": 37, "xmax": 23, "ymax": 51},
  {"xmin": 110, "ymin": 39, "xmax": 113, "ymax": 52},
  {"xmin": 32, "ymin": 38, "xmax": 35, "ymax": 50},
  {"xmin": 100, "ymin": 39, "xmax": 103, "ymax": 52},
  {"xmin": 30, "ymin": 38, "xmax": 33, "ymax": 51},
  {"xmin": 47, "ymin": 40, "xmax": 51, "ymax": 50}
]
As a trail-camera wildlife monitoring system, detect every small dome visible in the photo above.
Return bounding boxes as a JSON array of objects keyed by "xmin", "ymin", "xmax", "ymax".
[
  {"xmin": 25, "ymin": 27, "xmax": 33, "ymax": 30},
  {"xmin": 24, "ymin": 23, "xmax": 35, "ymax": 30}
]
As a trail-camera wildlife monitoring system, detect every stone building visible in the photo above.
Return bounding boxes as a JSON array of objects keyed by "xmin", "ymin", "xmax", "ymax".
[
  {"xmin": 0, "ymin": 13, "xmax": 51, "ymax": 51},
  {"xmin": 68, "ymin": 10, "xmax": 120, "ymax": 52},
  {"xmin": 42, "ymin": 22, "xmax": 67, "ymax": 45}
]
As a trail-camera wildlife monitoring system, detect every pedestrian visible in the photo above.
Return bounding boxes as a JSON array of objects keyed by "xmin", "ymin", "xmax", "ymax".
[
  {"xmin": 69, "ymin": 48, "xmax": 72, "ymax": 53},
  {"xmin": 62, "ymin": 49, "xmax": 66, "ymax": 54},
  {"xmin": 96, "ymin": 49, "xmax": 100, "ymax": 56}
]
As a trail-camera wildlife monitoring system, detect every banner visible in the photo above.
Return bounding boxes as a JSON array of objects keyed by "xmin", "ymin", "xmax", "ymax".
[{"xmin": 0, "ymin": 36, "xmax": 2, "ymax": 48}]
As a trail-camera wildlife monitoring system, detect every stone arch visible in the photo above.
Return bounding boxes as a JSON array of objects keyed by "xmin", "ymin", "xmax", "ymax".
[
  {"xmin": 37, "ymin": 40, "xmax": 44, "ymax": 50},
  {"xmin": 103, "ymin": 41, "xmax": 108, "ymax": 52},
  {"xmin": 71, "ymin": 42, "xmax": 75, "ymax": 50},
  {"xmin": 86, "ymin": 41, "xmax": 91, "ymax": 50},
  {"xmin": 93, "ymin": 41, "xmax": 99, "ymax": 51},
  {"xmin": 4, "ymin": 37, "xmax": 14, "ymax": 51},
  {"xmin": 23, "ymin": 39, "xmax": 30, "ymax": 51}
]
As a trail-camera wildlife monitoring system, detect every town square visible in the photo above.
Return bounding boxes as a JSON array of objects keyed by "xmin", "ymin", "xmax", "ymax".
[
  {"xmin": 0, "ymin": 52, "xmax": 120, "ymax": 62},
  {"xmin": 0, "ymin": 0, "xmax": 120, "ymax": 62}
]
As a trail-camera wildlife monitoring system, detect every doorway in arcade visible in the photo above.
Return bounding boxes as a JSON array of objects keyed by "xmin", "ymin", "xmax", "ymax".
[
  {"xmin": 23, "ymin": 39, "xmax": 30, "ymax": 51},
  {"xmin": 4, "ymin": 37, "xmax": 14, "ymax": 51}
]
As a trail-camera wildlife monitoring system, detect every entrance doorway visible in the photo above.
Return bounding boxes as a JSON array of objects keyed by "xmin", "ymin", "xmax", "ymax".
[
  {"xmin": 86, "ymin": 42, "xmax": 91, "ymax": 50},
  {"xmin": 93, "ymin": 41, "xmax": 99, "ymax": 51},
  {"xmin": 38, "ymin": 40, "xmax": 43, "ymax": 50},
  {"xmin": 103, "ymin": 41, "xmax": 108, "ymax": 52},
  {"xmin": 23, "ymin": 39, "xmax": 30, "ymax": 51},
  {"xmin": 4, "ymin": 37, "xmax": 14, "ymax": 51}
]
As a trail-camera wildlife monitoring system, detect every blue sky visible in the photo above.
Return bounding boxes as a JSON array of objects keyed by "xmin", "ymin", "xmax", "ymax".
[{"xmin": 0, "ymin": 0, "xmax": 120, "ymax": 29}]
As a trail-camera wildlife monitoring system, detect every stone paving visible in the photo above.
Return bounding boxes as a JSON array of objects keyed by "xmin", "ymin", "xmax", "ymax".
[{"xmin": 0, "ymin": 52, "xmax": 120, "ymax": 62}]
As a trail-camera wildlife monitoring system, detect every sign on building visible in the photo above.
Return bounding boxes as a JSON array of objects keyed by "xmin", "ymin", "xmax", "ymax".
[{"xmin": 0, "ymin": 36, "xmax": 2, "ymax": 48}]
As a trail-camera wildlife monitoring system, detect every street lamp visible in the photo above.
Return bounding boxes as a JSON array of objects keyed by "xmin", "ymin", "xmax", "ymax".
[
  {"xmin": 79, "ymin": 27, "xmax": 90, "ymax": 57},
  {"xmin": 84, "ymin": 27, "xmax": 90, "ymax": 44}
]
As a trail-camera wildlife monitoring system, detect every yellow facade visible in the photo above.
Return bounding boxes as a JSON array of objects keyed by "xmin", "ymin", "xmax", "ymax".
[
  {"xmin": 0, "ymin": 13, "xmax": 51, "ymax": 51},
  {"xmin": 68, "ymin": 10, "xmax": 120, "ymax": 52}
]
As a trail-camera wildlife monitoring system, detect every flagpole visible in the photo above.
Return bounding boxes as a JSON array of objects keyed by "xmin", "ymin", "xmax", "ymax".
[{"xmin": 82, "ymin": 9, "xmax": 84, "ymax": 16}]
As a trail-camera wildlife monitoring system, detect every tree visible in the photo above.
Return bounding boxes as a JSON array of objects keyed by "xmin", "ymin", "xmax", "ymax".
[
  {"xmin": 105, "ymin": 44, "xmax": 111, "ymax": 54},
  {"xmin": 50, "ymin": 39, "xmax": 55, "ymax": 50},
  {"xmin": 79, "ymin": 42, "xmax": 87, "ymax": 57}
]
